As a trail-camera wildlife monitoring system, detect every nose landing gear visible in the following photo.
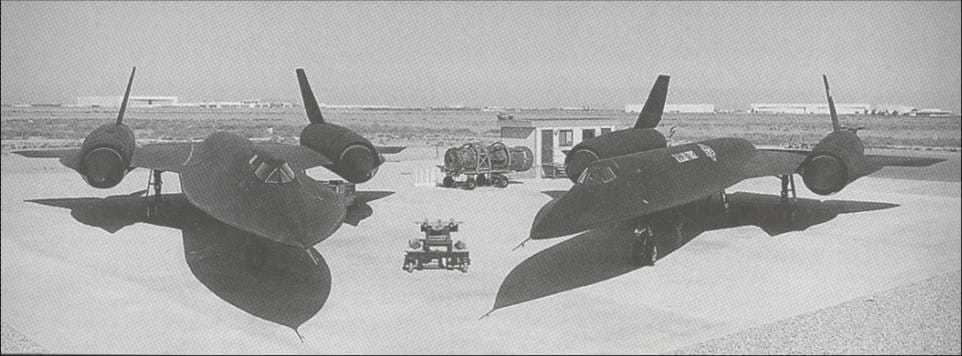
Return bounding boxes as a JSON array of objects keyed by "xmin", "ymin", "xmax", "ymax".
[{"xmin": 631, "ymin": 224, "xmax": 657, "ymax": 267}]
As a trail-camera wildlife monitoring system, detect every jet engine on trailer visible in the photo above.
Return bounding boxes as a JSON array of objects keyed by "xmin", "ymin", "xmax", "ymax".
[{"xmin": 441, "ymin": 142, "xmax": 533, "ymax": 189}]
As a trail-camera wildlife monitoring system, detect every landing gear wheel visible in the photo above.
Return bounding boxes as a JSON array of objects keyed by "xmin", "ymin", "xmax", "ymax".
[
  {"xmin": 442, "ymin": 176, "xmax": 455, "ymax": 188},
  {"xmin": 631, "ymin": 226, "xmax": 657, "ymax": 267},
  {"xmin": 494, "ymin": 174, "xmax": 509, "ymax": 188},
  {"xmin": 464, "ymin": 177, "xmax": 477, "ymax": 190},
  {"xmin": 646, "ymin": 243, "xmax": 658, "ymax": 266}
]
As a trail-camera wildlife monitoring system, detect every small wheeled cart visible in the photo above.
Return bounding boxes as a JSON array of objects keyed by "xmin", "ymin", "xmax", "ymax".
[
  {"xmin": 403, "ymin": 219, "xmax": 470, "ymax": 273},
  {"xmin": 439, "ymin": 166, "xmax": 511, "ymax": 190}
]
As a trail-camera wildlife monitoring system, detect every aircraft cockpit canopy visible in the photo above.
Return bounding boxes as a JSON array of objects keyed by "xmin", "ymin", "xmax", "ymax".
[
  {"xmin": 249, "ymin": 154, "xmax": 296, "ymax": 184},
  {"xmin": 577, "ymin": 163, "xmax": 618, "ymax": 186}
]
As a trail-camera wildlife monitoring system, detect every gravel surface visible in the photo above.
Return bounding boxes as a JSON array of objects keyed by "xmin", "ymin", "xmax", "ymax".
[
  {"xmin": 673, "ymin": 269, "xmax": 962, "ymax": 355},
  {"xmin": 1, "ymin": 321, "xmax": 47, "ymax": 354}
]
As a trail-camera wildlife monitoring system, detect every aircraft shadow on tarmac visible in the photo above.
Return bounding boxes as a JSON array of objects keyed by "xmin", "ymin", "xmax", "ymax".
[
  {"xmin": 27, "ymin": 190, "xmax": 390, "ymax": 334},
  {"xmin": 492, "ymin": 191, "xmax": 899, "ymax": 313}
]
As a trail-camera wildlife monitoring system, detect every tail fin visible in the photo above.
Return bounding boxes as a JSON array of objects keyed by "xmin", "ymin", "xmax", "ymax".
[
  {"xmin": 115, "ymin": 67, "xmax": 136, "ymax": 125},
  {"xmin": 634, "ymin": 75, "xmax": 670, "ymax": 129},
  {"xmin": 296, "ymin": 68, "xmax": 324, "ymax": 124},
  {"xmin": 822, "ymin": 74, "xmax": 841, "ymax": 132}
]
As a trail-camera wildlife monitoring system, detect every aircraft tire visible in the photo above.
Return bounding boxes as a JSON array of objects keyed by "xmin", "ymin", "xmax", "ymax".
[
  {"xmin": 442, "ymin": 176, "xmax": 455, "ymax": 188},
  {"xmin": 494, "ymin": 175, "xmax": 509, "ymax": 188},
  {"xmin": 464, "ymin": 177, "xmax": 477, "ymax": 190}
]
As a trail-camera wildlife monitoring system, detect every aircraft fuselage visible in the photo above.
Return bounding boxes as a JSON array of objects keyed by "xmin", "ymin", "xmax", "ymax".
[
  {"xmin": 180, "ymin": 131, "xmax": 349, "ymax": 249},
  {"xmin": 531, "ymin": 137, "xmax": 757, "ymax": 239}
]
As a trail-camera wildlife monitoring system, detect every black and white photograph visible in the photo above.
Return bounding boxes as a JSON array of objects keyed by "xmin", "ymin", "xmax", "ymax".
[{"xmin": 1, "ymin": 1, "xmax": 959, "ymax": 354}]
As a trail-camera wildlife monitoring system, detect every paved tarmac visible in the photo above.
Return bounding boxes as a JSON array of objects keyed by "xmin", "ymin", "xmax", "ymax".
[
  {"xmin": 1, "ymin": 151, "xmax": 959, "ymax": 353},
  {"xmin": 673, "ymin": 269, "xmax": 961, "ymax": 354}
]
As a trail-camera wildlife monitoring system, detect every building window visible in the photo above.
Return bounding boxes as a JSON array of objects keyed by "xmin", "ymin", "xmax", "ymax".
[
  {"xmin": 559, "ymin": 129, "xmax": 574, "ymax": 146},
  {"xmin": 601, "ymin": 127, "xmax": 612, "ymax": 135},
  {"xmin": 582, "ymin": 129, "xmax": 596, "ymax": 140}
]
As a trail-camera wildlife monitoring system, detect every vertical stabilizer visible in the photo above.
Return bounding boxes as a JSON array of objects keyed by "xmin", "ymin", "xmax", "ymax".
[
  {"xmin": 115, "ymin": 67, "xmax": 136, "ymax": 125},
  {"xmin": 296, "ymin": 68, "xmax": 325, "ymax": 124},
  {"xmin": 633, "ymin": 75, "xmax": 670, "ymax": 129},
  {"xmin": 822, "ymin": 74, "xmax": 841, "ymax": 132}
]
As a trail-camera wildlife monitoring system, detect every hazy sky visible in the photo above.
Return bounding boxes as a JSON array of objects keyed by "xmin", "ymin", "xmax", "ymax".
[{"xmin": 2, "ymin": 1, "xmax": 960, "ymax": 111}]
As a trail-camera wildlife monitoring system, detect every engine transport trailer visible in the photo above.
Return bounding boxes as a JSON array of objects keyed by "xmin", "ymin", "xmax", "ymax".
[
  {"xmin": 403, "ymin": 219, "xmax": 469, "ymax": 273},
  {"xmin": 439, "ymin": 142, "xmax": 533, "ymax": 189}
]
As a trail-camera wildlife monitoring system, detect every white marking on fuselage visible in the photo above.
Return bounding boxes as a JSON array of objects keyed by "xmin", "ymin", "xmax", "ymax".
[
  {"xmin": 671, "ymin": 150, "xmax": 698, "ymax": 163},
  {"xmin": 182, "ymin": 143, "xmax": 196, "ymax": 166}
]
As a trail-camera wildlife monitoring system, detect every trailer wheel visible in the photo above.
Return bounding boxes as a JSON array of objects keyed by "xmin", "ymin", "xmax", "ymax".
[
  {"xmin": 464, "ymin": 177, "xmax": 477, "ymax": 190},
  {"xmin": 442, "ymin": 176, "xmax": 455, "ymax": 188},
  {"xmin": 494, "ymin": 175, "xmax": 509, "ymax": 188}
]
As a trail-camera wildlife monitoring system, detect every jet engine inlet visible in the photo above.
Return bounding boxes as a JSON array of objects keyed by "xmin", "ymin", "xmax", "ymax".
[
  {"xmin": 300, "ymin": 123, "xmax": 382, "ymax": 183},
  {"xmin": 78, "ymin": 123, "xmax": 135, "ymax": 188},
  {"xmin": 800, "ymin": 130, "xmax": 866, "ymax": 195},
  {"xmin": 564, "ymin": 129, "xmax": 667, "ymax": 183}
]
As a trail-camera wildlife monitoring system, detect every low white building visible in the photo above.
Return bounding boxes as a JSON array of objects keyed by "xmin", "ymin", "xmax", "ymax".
[
  {"xmin": 912, "ymin": 108, "xmax": 955, "ymax": 117},
  {"xmin": 750, "ymin": 103, "xmax": 871, "ymax": 115},
  {"xmin": 77, "ymin": 96, "xmax": 178, "ymax": 107},
  {"xmin": 872, "ymin": 105, "xmax": 916, "ymax": 116}
]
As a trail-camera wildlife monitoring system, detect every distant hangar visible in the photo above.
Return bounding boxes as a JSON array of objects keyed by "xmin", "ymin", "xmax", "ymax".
[
  {"xmin": 750, "ymin": 103, "xmax": 872, "ymax": 115},
  {"xmin": 77, "ymin": 96, "xmax": 178, "ymax": 107}
]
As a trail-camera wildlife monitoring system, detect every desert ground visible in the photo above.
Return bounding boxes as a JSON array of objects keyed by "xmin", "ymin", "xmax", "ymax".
[{"xmin": 2, "ymin": 107, "xmax": 960, "ymax": 353}]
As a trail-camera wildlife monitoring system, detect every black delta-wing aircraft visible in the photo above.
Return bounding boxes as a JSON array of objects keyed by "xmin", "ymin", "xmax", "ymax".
[
  {"xmin": 16, "ymin": 68, "xmax": 402, "ymax": 255},
  {"xmin": 528, "ymin": 74, "xmax": 944, "ymax": 266}
]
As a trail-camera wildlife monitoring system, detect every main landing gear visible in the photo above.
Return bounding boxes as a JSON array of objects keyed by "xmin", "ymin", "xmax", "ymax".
[
  {"xmin": 631, "ymin": 223, "xmax": 657, "ymax": 267},
  {"xmin": 145, "ymin": 170, "xmax": 165, "ymax": 218},
  {"xmin": 778, "ymin": 174, "xmax": 798, "ymax": 224}
]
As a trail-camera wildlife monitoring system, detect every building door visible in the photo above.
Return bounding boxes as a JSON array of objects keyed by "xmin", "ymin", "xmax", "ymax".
[
  {"xmin": 582, "ymin": 129, "xmax": 596, "ymax": 140},
  {"xmin": 541, "ymin": 129, "xmax": 554, "ymax": 164}
]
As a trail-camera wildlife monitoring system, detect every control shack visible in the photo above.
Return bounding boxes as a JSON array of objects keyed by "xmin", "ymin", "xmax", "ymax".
[{"xmin": 498, "ymin": 117, "xmax": 622, "ymax": 178}]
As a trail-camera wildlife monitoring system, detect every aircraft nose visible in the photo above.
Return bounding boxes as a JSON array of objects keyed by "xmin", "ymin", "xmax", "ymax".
[
  {"xmin": 284, "ymin": 179, "xmax": 340, "ymax": 249},
  {"xmin": 529, "ymin": 193, "xmax": 591, "ymax": 240},
  {"xmin": 530, "ymin": 199, "xmax": 561, "ymax": 239}
]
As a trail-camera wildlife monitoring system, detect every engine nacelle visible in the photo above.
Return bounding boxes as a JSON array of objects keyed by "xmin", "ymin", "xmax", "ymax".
[
  {"xmin": 800, "ymin": 130, "xmax": 865, "ymax": 195},
  {"xmin": 300, "ymin": 123, "xmax": 382, "ymax": 183},
  {"xmin": 78, "ymin": 123, "xmax": 135, "ymax": 188},
  {"xmin": 564, "ymin": 128, "xmax": 667, "ymax": 183}
]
